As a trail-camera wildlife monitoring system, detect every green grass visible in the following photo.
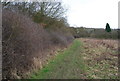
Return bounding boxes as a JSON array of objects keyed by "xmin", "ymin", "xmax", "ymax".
[
  {"xmin": 29, "ymin": 39, "xmax": 118, "ymax": 79},
  {"xmin": 30, "ymin": 39, "xmax": 86, "ymax": 79}
]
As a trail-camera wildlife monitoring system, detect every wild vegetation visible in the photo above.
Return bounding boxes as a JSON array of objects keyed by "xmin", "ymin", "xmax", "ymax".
[
  {"xmin": 80, "ymin": 38, "xmax": 118, "ymax": 79},
  {"xmin": 70, "ymin": 27, "xmax": 119, "ymax": 39},
  {"xmin": 2, "ymin": 1, "xmax": 119, "ymax": 79},
  {"xmin": 30, "ymin": 39, "xmax": 118, "ymax": 79},
  {"xmin": 2, "ymin": 2, "xmax": 74, "ymax": 79}
]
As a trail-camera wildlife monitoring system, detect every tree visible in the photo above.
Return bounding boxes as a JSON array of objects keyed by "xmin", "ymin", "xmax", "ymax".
[
  {"xmin": 2, "ymin": 1, "xmax": 69, "ymax": 30},
  {"xmin": 105, "ymin": 23, "xmax": 111, "ymax": 32}
]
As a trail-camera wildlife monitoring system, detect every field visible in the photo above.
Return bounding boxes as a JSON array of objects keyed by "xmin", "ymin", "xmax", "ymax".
[
  {"xmin": 30, "ymin": 38, "xmax": 118, "ymax": 79},
  {"xmin": 80, "ymin": 38, "xmax": 118, "ymax": 79},
  {"xmin": 2, "ymin": 2, "xmax": 119, "ymax": 79}
]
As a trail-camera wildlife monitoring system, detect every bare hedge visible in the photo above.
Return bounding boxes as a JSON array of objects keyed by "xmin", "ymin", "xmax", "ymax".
[{"xmin": 2, "ymin": 10, "xmax": 74, "ymax": 79}]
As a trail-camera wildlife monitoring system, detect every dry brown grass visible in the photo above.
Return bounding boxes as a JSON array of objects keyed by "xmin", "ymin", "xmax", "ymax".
[
  {"xmin": 80, "ymin": 38, "xmax": 118, "ymax": 50},
  {"xmin": 79, "ymin": 38, "xmax": 118, "ymax": 79}
]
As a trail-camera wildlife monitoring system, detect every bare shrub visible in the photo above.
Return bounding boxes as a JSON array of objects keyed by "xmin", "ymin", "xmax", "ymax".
[
  {"xmin": 2, "ymin": 10, "xmax": 52, "ymax": 79},
  {"xmin": 2, "ymin": 10, "xmax": 74, "ymax": 79},
  {"xmin": 48, "ymin": 30, "xmax": 74, "ymax": 47}
]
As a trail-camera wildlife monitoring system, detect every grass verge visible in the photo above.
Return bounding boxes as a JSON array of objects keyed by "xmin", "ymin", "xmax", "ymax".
[{"xmin": 30, "ymin": 39, "xmax": 86, "ymax": 79}]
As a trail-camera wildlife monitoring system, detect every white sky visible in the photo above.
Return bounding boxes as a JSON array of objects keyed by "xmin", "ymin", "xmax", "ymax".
[{"xmin": 62, "ymin": 0, "xmax": 119, "ymax": 29}]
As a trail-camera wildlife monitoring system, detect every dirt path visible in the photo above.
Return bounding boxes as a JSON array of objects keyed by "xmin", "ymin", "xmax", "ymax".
[
  {"xmin": 30, "ymin": 38, "xmax": 118, "ymax": 79},
  {"xmin": 30, "ymin": 40, "xmax": 86, "ymax": 79}
]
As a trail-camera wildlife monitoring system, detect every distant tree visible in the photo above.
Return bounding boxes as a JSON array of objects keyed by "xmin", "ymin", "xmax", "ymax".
[{"xmin": 105, "ymin": 23, "xmax": 111, "ymax": 32}]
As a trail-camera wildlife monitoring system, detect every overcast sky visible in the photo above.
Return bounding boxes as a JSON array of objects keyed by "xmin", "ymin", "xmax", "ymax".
[{"xmin": 62, "ymin": 0, "xmax": 119, "ymax": 29}]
